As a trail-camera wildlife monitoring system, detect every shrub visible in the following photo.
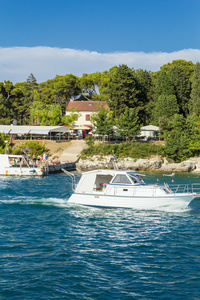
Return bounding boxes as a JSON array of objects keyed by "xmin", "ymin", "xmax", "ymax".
[
  {"xmin": 85, "ymin": 135, "xmax": 95, "ymax": 148},
  {"xmin": 0, "ymin": 134, "xmax": 11, "ymax": 154},
  {"xmin": 12, "ymin": 141, "xmax": 48, "ymax": 158},
  {"xmin": 81, "ymin": 141, "xmax": 164, "ymax": 159}
]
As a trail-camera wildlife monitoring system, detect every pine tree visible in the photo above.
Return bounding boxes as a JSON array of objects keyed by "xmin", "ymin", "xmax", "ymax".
[{"xmin": 189, "ymin": 62, "xmax": 200, "ymax": 115}]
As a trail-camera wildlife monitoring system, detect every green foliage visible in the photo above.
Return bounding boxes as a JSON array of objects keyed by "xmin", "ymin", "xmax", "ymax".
[
  {"xmin": 116, "ymin": 107, "xmax": 140, "ymax": 138},
  {"xmin": 80, "ymin": 73, "xmax": 96, "ymax": 98},
  {"xmin": 0, "ymin": 134, "xmax": 11, "ymax": 154},
  {"xmin": 30, "ymin": 100, "xmax": 46, "ymax": 124},
  {"xmin": 0, "ymin": 60, "xmax": 200, "ymax": 164},
  {"xmin": 90, "ymin": 107, "xmax": 114, "ymax": 136},
  {"xmin": 30, "ymin": 101, "xmax": 62, "ymax": 125},
  {"xmin": 154, "ymin": 94, "xmax": 179, "ymax": 122},
  {"xmin": 85, "ymin": 135, "xmax": 95, "ymax": 148},
  {"xmin": 107, "ymin": 65, "xmax": 140, "ymax": 117},
  {"xmin": 164, "ymin": 135, "xmax": 191, "ymax": 162},
  {"xmin": 160, "ymin": 59, "xmax": 194, "ymax": 81},
  {"xmin": 186, "ymin": 114, "xmax": 200, "ymax": 157},
  {"xmin": 134, "ymin": 69, "xmax": 154, "ymax": 124},
  {"xmin": 52, "ymin": 74, "xmax": 81, "ymax": 117},
  {"xmin": 81, "ymin": 141, "xmax": 164, "ymax": 159},
  {"xmin": 98, "ymin": 68, "xmax": 117, "ymax": 98},
  {"xmin": 189, "ymin": 62, "xmax": 200, "ymax": 115},
  {"xmin": 46, "ymin": 104, "xmax": 62, "ymax": 125},
  {"xmin": 12, "ymin": 141, "xmax": 48, "ymax": 158},
  {"xmin": 62, "ymin": 107, "xmax": 81, "ymax": 124},
  {"xmin": 168, "ymin": 66, "xmax": 191, "ymax": 117},
  {"xmin": 163, "ymin": 114, "xmax": 199, "ymax": 162},
  {"xmin": 154, "ymin": 70, "xmax": 176, "ymax": 98},
  {"xmin": 11, "ymin": 82, "xmax": 28, "ymax": 124},
  {"xmin": 0, "ymin": 60, "xmax": 195, "ymax": 129}
]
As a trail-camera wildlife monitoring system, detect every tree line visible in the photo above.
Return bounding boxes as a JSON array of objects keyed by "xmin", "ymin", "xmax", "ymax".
[{"xmin": 1, "ymin": 59, "xmax": 200, "ymax": 161}]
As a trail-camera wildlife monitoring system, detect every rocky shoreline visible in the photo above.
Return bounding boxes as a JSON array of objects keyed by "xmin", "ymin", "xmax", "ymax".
[{"xmin": 77, "ymin": 155, "xmax": 200, "ymax": 172}]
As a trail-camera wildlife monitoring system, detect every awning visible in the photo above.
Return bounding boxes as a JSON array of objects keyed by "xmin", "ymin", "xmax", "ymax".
[
  {"xmin": 0, "ymin": 126, "xmax": 12, "ymax": 134},
  {"xmin": 30, "ymin": 126, "xmax": 69, "ymax": 134},
  {"xmin": 140, "ymin": 125, "xmax": 160, "ymax": 131},
  {"xmin": 0, "ymin": 125, "xmax": 69, "ymax": 135},
  {"xmin": 66, "ymin": 124, "xmax": 74, "ymax": 129},
  {"xmin": 49, "ymin": 126, "xmax": 69, "ymax": 133},
  {"xmin": 29, "ymin": 129, "xmax": 52, "ymax": 135},
  {"xmin": 73, "ymin": 126, "xmax": 91, "ymax": 130},
  {"xmin": 10, "ymin": 128, "xmax": 31, "ymax": 134}
]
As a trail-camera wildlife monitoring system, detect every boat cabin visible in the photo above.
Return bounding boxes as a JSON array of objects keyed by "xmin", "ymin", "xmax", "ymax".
[
  {"xmin": 0, "ymin": 154, "xmax": 32, "ymax": 168},
  {"xmin": 0, "ymin": 154, "xmax": 44, "ymax": 176},
  {"xmin": 75, "ymin": 169, "xmax": 145, "ymax": 194}
]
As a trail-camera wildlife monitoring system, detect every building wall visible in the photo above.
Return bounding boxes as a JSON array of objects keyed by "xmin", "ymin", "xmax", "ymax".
[
  {"xmin": 66, "ymin": 111, "xmax": 92, "ymax": 126},
  {"xmin": 140, "ymin": 130, "xmax": 157, "ymax": 137}
]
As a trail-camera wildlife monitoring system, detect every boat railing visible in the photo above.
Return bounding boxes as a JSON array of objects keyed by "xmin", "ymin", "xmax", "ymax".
[
  {"xmin": 166, "ymin": 183, "xmax": 200, "ymax": 194},
  {"xmin": 62, "ymin": 169, "xmax": 76, "ymax": 191}
]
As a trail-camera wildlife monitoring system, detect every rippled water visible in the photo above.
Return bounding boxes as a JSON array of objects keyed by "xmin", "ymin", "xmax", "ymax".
[{"xmin": 1, "ymin": 172, "xmax": 200, "ymax": 299}]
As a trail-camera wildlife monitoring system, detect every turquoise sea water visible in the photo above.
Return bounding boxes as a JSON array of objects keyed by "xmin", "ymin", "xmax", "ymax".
[{"xmin": 1, "ymin": 172, "xmax": 200, "ymax": 300}]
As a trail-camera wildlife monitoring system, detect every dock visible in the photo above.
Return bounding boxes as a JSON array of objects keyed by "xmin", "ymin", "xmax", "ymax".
[{"xmin": 44, "ymin": 161, "xmax": 76, "ymax": 174}]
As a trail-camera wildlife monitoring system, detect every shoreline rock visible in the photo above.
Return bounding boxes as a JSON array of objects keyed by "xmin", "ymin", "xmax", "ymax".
[{"xmin": 77, "ymin": 155, "xmax": 200, "ymax": 172}]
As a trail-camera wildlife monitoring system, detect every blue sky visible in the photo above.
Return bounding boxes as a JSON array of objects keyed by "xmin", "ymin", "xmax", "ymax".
[{"xmin": 0, "ymin": 0, "xmax": 200, "ymax": 82}]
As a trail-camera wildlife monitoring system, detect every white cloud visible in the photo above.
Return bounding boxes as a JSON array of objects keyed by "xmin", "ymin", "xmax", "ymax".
[{"xmin": 0, "ymin": 47, "xmax": 200, "ymax": 83}]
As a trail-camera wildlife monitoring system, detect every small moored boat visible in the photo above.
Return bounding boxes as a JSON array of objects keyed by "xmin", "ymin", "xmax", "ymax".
[
  {"xmin": 0, "ymin": 154, "xmax": 45, "ymax": 176},
  {"xmin": 67, "ymin": 169, "xmax": 198, "ymax": 209}
]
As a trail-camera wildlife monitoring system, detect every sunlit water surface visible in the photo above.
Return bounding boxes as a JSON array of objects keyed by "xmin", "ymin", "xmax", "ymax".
[{"xmin": 1, "ymin": 172, "xmax": 200, "ymax": 299}]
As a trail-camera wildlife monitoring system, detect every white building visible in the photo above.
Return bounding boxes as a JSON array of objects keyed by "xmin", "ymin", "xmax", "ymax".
[
  {"xmin": 140, "ymin": 125, "xmax": 160, "ymax": 139},
  {"xmin": 66, "ymin": 101, "xmax": 110, "ymax": 131}
]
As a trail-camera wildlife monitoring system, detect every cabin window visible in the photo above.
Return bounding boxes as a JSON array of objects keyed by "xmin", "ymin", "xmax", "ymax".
[
  {"xmin": 128, "ymin": 173, "xmax": 145, "ymax": 184},
  {"xmin": 112, "ymin": 174, "xmax": 131, "ymax": 184},
  {"xmin": 94, "ymin": 174, "xmax": 113, "ymax": 191},
  {"xmin": 129, "ymin": 175, "xmax": 139, "ymax": 184}
]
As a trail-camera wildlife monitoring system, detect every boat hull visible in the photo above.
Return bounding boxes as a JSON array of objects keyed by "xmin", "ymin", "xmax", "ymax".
[
  {"xmin": 68, "ymin": 193, "xmax": 195, "ymax": 210},
  {"xmin": 0, "ymin": 154, "xmax": 45, "ymax": 176},
  {"xmin": 1, "ymin": 167, "xmax": 44, "ymax": 176}
]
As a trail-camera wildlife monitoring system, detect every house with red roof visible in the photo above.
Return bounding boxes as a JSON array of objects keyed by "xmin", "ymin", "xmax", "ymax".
[{"xmin": 66, "ymin": 100, "xmax": 110, "ymax": 134}]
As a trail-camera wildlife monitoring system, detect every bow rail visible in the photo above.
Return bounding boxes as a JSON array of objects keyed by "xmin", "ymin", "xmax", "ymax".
[{"xmin": 165, "ymin": 183, "xmax": 200, "ymax": 195}]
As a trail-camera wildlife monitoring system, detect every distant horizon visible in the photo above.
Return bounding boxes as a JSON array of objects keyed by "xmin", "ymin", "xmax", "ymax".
[{"xmin": 0, "ymin": 46, "xmax": 200, "ymax": 84}]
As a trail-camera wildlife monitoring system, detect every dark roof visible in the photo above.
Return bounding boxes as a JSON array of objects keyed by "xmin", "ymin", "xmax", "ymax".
[
  {"xmin": 66, "ymin": 101, "xmax": 110, "ymax": 112},
  {"xmin": 73, "ymin": 94, "xmax": 89, "ymax": 101}
]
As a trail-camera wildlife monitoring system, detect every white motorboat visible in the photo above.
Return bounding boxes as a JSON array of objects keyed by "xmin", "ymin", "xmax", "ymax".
[
  {"xmin": 0, "ymin": 154, "xmax": 45, "ymax": 176},
  {"xmin": 68, "ymin": 169, "xmax": 198, "ymax": 209}
]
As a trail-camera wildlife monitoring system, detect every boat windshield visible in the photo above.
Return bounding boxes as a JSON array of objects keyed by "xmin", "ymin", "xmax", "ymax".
[
  {"xmin": 128, "ymin": 173, "xmax": 145, "ymax": 185},
  {"xmin": 112, "ymin": 174, "xmax": 132, "ymax": 184}
]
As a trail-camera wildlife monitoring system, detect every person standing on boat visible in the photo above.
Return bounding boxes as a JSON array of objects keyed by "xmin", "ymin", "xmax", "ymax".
[
  {"xmin": 43, "ymin": 153, "xmax": 48, "ymax": 161},
  {"xmin": 33, "ymin": 153, "xmax": 36, "ymax": 165}
]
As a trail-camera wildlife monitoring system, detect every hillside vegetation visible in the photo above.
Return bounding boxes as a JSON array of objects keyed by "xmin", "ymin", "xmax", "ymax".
[
  {"xmin": 1, "ymin": 59, "xmax": 200, "ymax": 162},
  {"xmin": 81, "ymin": 141, "xmax": 165, "ymax": 160}
]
